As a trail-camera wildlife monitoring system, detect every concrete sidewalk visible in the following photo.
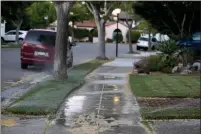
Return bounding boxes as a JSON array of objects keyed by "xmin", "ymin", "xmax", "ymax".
[{"xmin": 45, "ymin": 56, "xmax": 148, "ymax": 134}]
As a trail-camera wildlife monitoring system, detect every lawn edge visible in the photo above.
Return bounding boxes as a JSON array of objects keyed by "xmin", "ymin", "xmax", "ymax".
[{"xmin": 5, "ymin": 59, "xmax": 112, "ymax": 116}]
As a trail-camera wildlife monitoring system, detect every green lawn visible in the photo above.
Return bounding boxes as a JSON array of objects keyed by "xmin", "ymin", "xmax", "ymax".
[
  {"xmin": 6, "ymin": 59, "xmax": 111, "ymax": 115},
  {"xmin": 129, "ymin": 75, "xmax": 200, "ymax": 98},
  {"xmin": 140, "ymin": 107, "xmax": 200, "ymax": 119}
]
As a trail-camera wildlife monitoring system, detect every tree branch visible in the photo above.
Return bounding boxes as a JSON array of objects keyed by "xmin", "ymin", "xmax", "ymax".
[
  {"xmin": 166, "ymin": 3, "xmax": 180, "ymax": 32},
  {"xmin": 161, "ymin": 20, "xmax": 174, "ymax": 34},
  {"xmin": 189, "ymin": 12, "xmax": 195, "ymax": 34},
  {"xmin": 85, "ymin": 2, "xmax": 93, "ymax": 14},
  {"xmin": 181, "ymin": 14, "xmax": 186, "ymax": 38}
]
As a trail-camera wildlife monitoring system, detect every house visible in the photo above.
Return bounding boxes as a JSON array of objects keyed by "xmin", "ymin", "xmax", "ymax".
[
  {"xmin": 74, "ymin": 20, "xmax": 130, "ymax": 43},
  {"xmin": 48, "ymin": 20, "xmax": 132, "ymax": 43}
]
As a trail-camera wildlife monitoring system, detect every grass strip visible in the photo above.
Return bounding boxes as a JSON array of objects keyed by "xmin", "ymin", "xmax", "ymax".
[
  {"xmin": 6, "ymin": 59, "xmax": 111, "ymax": 115},
  {"xmin": 140, "ymin": 107, "xmax": 200, "ymax": 120},
  {"xmin": 1, "ymin": 43, "xmax": 22, "ymax": 48},
  {"xmin": 129, "ymin": 75, "xmax": 200, "ymax": 98}
]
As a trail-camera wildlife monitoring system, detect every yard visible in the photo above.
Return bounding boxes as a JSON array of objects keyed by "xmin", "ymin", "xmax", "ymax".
[{"xmin": 129, "ymin": 75, "xmax": 200, "ymax": 119}]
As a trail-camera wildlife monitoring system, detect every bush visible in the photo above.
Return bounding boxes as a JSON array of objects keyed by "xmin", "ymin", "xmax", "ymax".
[
  {"xmin": 157, "ymin": 39, "xmax": 179, "ymax": 55},
  {"xmin": 92, "ymin": 28, "xmax": 98, "ymax": 37},
  {"xmin": 74, "ymin": 28, "xmax": 89, "ymax": 39},
  {"xmin": 113, "ymin": 33, "xmax": 123, "ymax": 43},
  {"xmin": 106, "ymin": 38, "xmax": 113, "ymax": 43},
  {"xmin": 147, "ymin": 55, "xmax": 163, "ymax": 71},
  {"xmin": 126, "ymin": 30, "xmax": 141, "ymax": 43}
]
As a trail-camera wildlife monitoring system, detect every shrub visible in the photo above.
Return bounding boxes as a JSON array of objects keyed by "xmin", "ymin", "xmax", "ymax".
[
  {"xmin": 147, "ymin": 55, "xmax": 163, "ymax": 71},
  {"xmin": 92, "ymin": 28, "xmax": 98, "ymax": 37},
  {"xmin": 74, "ymin": 28, "xmax": 89, "ymax": 39},
  {"xmin": 106, "ymin": 38, "xmax": 113, "ymax": 43},
  {"xmin": 157, "ymin": 39, "xmax": 179, "ymax": 55},
  {"xmin": 113, "ymin": 33, "xmax": 123, "ymax": 43},
  {"xmin": 126, "ymin": 30, "xmax": 141, "ymax": 43}
]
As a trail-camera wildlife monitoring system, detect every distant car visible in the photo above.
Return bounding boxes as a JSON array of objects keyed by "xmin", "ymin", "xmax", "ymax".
[
  {"xmin": 136, "ymin": 36, "xmax": 158, "ymax": 51},
  {"xmin": 177, "ymin": 32, "xmax": 200, "ymax": 51},
  {"xmin": 1, "ymin": 30, "xmax": 27, "ymax": 44},
  {"xmin": 20, "ymin": 29, "xmax": 76, "ymax": 69}
]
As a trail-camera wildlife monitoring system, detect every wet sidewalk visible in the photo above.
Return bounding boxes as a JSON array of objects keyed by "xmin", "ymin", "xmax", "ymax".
[{"xmin": 46, "ymin": 58, "xmax": 148, "ymax": 134}]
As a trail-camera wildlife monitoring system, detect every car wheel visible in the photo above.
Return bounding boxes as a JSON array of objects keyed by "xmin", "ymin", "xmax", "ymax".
[
  {"xmin": 152, "ymin": 46, "xmax": 155, "ymax": 50},
  {"xmin": 136, "ymin": 46, "xmax": 140, "ymax": 50},
  {"xmin": 67, "ymin": 53, "xmax": 73, "ymax": 68},
  {"xmin": 19, "ymin": 38, "xmax": 23, "ymax": 44},
  {"xmin": 21, "ymin": 63, "xmax": 28, "ymax": 69}
]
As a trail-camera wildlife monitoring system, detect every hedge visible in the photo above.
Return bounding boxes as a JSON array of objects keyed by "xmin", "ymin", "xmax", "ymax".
[{"xmin": 126, "ymin": 30, "xmax": 141, "ymax": 43}]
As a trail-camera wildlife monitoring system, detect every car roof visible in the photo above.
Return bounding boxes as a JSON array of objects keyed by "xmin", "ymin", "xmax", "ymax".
[{"xmin": 29, "ymin": 29, "xmax": 56, "ymax": 33}]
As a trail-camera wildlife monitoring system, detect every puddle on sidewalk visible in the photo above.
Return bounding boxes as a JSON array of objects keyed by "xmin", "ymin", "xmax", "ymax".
[{"xmin": 90, "ymin": 75, "xmax": 123, "ymax": 81}]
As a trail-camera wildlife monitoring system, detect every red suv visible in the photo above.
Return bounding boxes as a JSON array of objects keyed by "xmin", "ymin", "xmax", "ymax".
[{"xmin": 21, "ymin": 29, "xmax": 74, "ymax": 69}]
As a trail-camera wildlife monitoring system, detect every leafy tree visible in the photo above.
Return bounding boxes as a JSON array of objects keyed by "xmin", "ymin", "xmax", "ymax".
[
  {"xmin": 85, "ymin": 1, "xmax": 121, "ymax": 60},
  {"xmin": 26, "ymin": 1, "xmax": 56, "ymax": 28},
  {"xmin": 133, "ymin": 1, "xmax": 200, "ymax": 40},
  {"xmin": 69, "ymin": 2, "xmax": 93, "ymax": 42},
  {"xmin": 1, "ymin": 1, "xmax": 33, "ymax": 43},
  {"xmin": 137, "ymin": 19, "xmax": 158, "ymax": 50},
  {"xmin": 119, "ymin": 2, "xmax": 141, "ymax": 53},
  {"xmin": 53, "ymin": 1, "xmax": 74, "ymax": 80}
]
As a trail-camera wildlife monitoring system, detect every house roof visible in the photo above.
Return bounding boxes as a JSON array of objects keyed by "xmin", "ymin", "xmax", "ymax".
[{"xmin": 75, "ymin": 20, "xmax": 128, "ymax": 28}]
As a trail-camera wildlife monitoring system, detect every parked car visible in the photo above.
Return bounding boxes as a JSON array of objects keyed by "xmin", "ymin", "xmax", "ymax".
[
  {"xmin": 177, "ymin": 32, "xmax": 200, "ymax": 51},
  {"xmin": 1, "ymin": 30, "xmax": 27, "ymax": 44},
  {"xmin": 20, "ymin": 29, "xmax": 76, "ymax": 69},
  {"xmin": 136, "ymin": 36, "xmax": 158, "ymax": 51}
]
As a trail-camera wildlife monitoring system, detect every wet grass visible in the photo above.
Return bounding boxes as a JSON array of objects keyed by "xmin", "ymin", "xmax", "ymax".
[
  {"xmin": 140, "ymin": 107, "xmax": 200, "ymax": 119},
  {"xmin": 6, "ymin": 59, "xmax": 112, "ymax": 115},
  {"xmin": 129, "ymin": 75, "xmax": 200, "ymax": 98}
]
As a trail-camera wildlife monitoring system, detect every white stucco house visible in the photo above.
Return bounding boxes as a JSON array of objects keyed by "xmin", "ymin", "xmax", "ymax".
[
  {"xmin": 48, "ymin": 20, "xmax": 132, "ymax": 43},
  {"xmin": 74, "ymin": 20, "xmax": 130, "ymax": 43}
]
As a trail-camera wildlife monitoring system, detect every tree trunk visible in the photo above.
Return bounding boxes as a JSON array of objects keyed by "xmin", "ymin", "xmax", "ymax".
[
  {"xmin": 54, "ymin": 2, "xmax": 73, "ymax": 80},
  {"xmin": 13, "ymin": 20, "xmax": 23, "ymax": 44},
  {"xmin": 128, "ymin": 27, "xmax": 133, "ymax": 53},
  {"xmin": 148, "ymin": 27, "xmax": 152, "ymax": 51},
  {"xmin": 96, "ymin": 19, "xmax": 107, "ymax": 60}
]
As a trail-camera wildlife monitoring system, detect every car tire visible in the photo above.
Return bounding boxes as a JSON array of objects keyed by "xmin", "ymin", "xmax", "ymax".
[
  {"xmin": 136, "ymin": 46, "xmax": 140, "ymax": 50},
  {"xmin": 67, "ymin": 53, "xmax": 73, "ymax": 68},
  {"xmin": 21, "ymin": 63, "xmax": 28, "ymax": 69},
  {"xmin": 152, "ymin": 46, "xmax": 155, "ymax": 50},
  {"xmin": 19, "ymin": 38, "xmax": 23, "ymax": 44}
]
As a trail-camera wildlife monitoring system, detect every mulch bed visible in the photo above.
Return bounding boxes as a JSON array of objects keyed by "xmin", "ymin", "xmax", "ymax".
[{"xmin": 137, "ymin": 98, "xmax": 200, "ymax": 108}]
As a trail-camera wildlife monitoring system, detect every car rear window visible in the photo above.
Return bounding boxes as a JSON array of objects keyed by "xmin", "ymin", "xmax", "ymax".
[
  {"xmin": 25, "ymin": 30, "xmax": 56, "ymax": 46},
  {"xmin": 139, "ymin": 37, "xmax": 149, "ymax": 41}
]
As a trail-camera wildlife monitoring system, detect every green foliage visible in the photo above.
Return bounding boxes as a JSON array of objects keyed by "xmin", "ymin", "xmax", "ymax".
[
  {"xmin": 74, "ymin": 28, "xmax": 89, "ymax": 39},
  {"xmin": 126, "ymin": 30, "xmax": 141, "ymax": 43},
  {"xmin": 133, "ymin": 2, "xmax": 200, "ymax": 39},
  {"xmin": 157, "ymin": 40, "xmax": 179, "ymax": 55},
  {"xmin": 113, "ymin": 33, "xmax": 123, "ymax": 43},
  {"xmin": 92, "ymin": 29, "xmax": 98, "ymax": 37},
  {"xmin": 26, "ymin": 2, "xmax": 56, "ymax": 28},
  {"xmin": 147, "ymin": 55, "xmax": 162, "ymax": 71},
  {"xmin": 106, "ymin": 38, "xmax": 113, "ymax": 43}
]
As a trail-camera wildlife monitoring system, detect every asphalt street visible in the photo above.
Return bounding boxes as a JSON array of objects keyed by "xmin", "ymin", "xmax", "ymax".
[{"xmin": 1, "ymin": 43, "xmax": 133, "ymax": 89}]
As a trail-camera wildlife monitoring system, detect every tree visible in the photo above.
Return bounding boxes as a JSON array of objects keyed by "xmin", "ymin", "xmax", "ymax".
[
  {"xmin": 53, "ymin": 1, "xmax": 74, "ymax": 80},
  {"xmin": 26, "ymin": 1, "xmax": 56, "ymax": 28},
  {"xmin": 69, "ymin": 2, "xmax": 93, "ymax": 42},
  {"xmin": 137, "ymin": 19, "xmax": 158, "ymax": 50},
  {"xmin": 1, "ymin": 1, "xmax": 33, "ymax": 44},
  {"xmin": 133, "ymin": 1, "xmax": 200, "ymax": 40},
  {"xmin": 119, "ymin": 2, "xmax": 141, "ymax": 53},
  {"xmin": 85, "ymin": 1, "xmax": 120, "ymax": 60}
]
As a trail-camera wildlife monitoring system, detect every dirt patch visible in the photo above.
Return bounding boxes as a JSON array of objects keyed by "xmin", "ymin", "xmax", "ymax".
[{"xmin": 137, "ymin": 98, "xmax": 200, "ymax": 108}]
